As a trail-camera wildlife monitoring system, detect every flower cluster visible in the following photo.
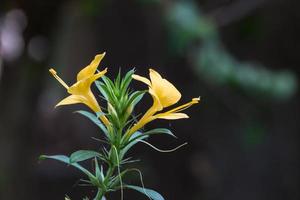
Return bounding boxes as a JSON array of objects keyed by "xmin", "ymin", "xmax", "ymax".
[{"xmin": 41, "ymin": 52, "xmax": 200, "ymax": 200}]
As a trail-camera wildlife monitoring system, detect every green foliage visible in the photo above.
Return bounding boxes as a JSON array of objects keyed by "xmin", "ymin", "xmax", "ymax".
[{"xmin": 95, "ymin": 69, "xmax": 145, "ymax": 131}]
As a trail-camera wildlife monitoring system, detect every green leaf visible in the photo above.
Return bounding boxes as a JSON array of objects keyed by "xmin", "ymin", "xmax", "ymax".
[
  {"xmin": 39, "ymin": 155, "xmax": 98, "ymax": 186},
  {"xmin": 75, "ymin": 110, "xmax": 108, "ymax": 138},
  {"xmin": 142, "ymin": 128, "xmax": 176, "ymax": 138},
  {"xmin": 109, "ymin": 169, "xmax": 130, "ymax": 188},
  {"xmin": 115, "ymin": 69, "xmax": 122, "ymax": 91},
  {"xmin": 39, "ymin": 155, "xmax": 69, "ymax": 163},
  {"xmin": 121, "ymin": 69, "xmax": 135, "ymax": 93},
  {"xmin": 102, "ymin": 76, "xmax": 116, "ymax": 94},
  {"xmin": 109, "ymin": 145, "xmax": 120, "ymax": 167},
  {"xmin": 70, "ymin": 150, "xmax": 104, "ymax": 163},
  {"xmin": 94, "ymin": 158, "xmax": 105, "ymax": 182},
  {"xmin": 95, "ymin": 80, "xmax": 110, "ymax": 100},
  {"xmin": 107, "ymin": 103, "xmax": 121, "ymax": 128},
  {"xmin": 120, "ymin": 132, "xmax": 148, "ymax": 159},
  {"xmin": 127, "ymin": 90, "xmax": 145, "ymax": 108},
  {"xmin": 125, "ymin": 185, "xmax": 165, "ymax": 200},
  {"xmin": 126, "ymin": 129, "xmax": 176, "ymax": 150},
  {"xmin": 102, "ymin": 76, "xmax": 119, "ymax": 104}
]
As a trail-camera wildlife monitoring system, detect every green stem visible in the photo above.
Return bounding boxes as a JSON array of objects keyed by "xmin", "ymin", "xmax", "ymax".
[
  {"xmin": 105, "ymin": 165, "xmax": 115, "ymax": 184},
  {"xmin": 95, "ymin": 189, "xmax": 104, "ymax": 200},
  {"xmin": 101, "ymin": 143, "xmax": 124, "ymax": 198}
]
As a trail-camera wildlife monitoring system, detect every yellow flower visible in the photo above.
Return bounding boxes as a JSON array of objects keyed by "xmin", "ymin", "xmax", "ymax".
[
  {"xmin": 49, "ymin": 52, "xmax": 110, "ymax": 126},
  {"xmin": 126, "ymin": 69, "xmax": 200, "ymax": 137}
]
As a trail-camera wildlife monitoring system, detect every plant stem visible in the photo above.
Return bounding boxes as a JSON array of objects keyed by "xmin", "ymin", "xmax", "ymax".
[{"xmin": 95, "ymin": 189, "xmax": 104, "ymax": 200}]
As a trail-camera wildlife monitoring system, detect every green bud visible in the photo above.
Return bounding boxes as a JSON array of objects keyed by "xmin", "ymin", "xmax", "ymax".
[{"xmin": 109, "ymin": 146, "xmax": 119, "ymax": 167}]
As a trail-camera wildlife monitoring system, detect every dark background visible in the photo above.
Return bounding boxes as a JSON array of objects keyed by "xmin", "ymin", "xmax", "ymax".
[{"xmin": 0, "ymin": 0, "xmax": 299, "ymax": 199}]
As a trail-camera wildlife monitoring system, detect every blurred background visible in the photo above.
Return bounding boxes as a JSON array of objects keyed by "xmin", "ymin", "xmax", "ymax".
[{"xmin": 0, "ymin": 0, "xmax": 299, "ymax": 199}]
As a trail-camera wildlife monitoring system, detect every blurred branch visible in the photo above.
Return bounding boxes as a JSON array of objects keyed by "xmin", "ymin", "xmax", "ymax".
[
  {"xmin": 208, "ymin": 0, "xmax": 269, "ymax": 26},
  {"xmin": 142, "ymin": 0, "xmax": 298, "ymax": 101},
  {"xmin": 0, "ymin": 57, "xmax": 3, "ymax": 82}
]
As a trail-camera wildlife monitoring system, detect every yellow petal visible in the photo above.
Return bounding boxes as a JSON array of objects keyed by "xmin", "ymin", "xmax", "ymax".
[
  {"xmin": 126, "ymin": 89, "xmax": 162, "ymax": 136},
  {"xmin": 83, "ymin": 90, "xmax": 101, "ymax": 113},
  {"xmin": 90, "ymin": 68, "xmax": 107, "ymax": 82},
  {"xmin": 164, "ymin": 97, "xmax": 200, "ymax": 114},
  {"xmin": 149, "ymin": 88, "xmax": 163, "ymax": 111},
  {"xmin": 132, "ymin": 74, "xmax": 151, "ymax": 86},
  {"xmin": 69, "ymin": 68, "xmax": 107, "ymax": 96},
  {"xmin": 149, "ymin": 68, "xmax": 163, "ymax": 81},
  {"xmin": 149, "ymin": 69, "xmax": 181, "ymax": 108},
  {"xmin": 126, "ymin": 113, "xmax": 155, "ymax": 137},
  {"xmin": 82, "ymin": 92, "xmax": 110, "ymax": 126},
  {"xmin": 156, "ymin": 113, "xmax": 189, "ymax": 120},
  {"xmin": 77, "ymin": 53, "xmax": 106, "ymax": 81},
  {"xmin": 153, "ymin": 97, "xmax": 199, "ymax": 119},
  {"xmin": 68, "ymin": 79, "xmax": 90, "ymax": 95},
  {"xmin": 55, "ymin": 95, "xmax": 83, "ymax": 107}
]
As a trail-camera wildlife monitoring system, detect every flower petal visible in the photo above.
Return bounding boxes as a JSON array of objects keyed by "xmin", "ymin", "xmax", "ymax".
[
  {"xmin": 154, "ymin": 97, "xmax": 200, "ymax": 119},
  {"xmin": 68, "ymin": 79, "xmax": 90, "ymax": 95},
  {"xmin": 132, "ymin": 74, "xmax": 151, "ymax": 86},
  {"xmin": 149, "ymin": 88, "xmax": 163, "ymax": 111},
  {"xmin": 149, "ymin": 69, "xmax": 181, "ymax": 108},
  {"xmin": 165, "ymin": 97, "xmax": 200, "ymax": 114},
  {"xmin": 55, "ymin": 95, "xmax": 83, "ymax": 107},
  {"xmin": 89, "ymin": 68, "xmax": 107, "ymax": 82},
  {"xmin": 156, "ymin": 113, "xmax": 189, "ymax": 120},
  {"xmin": 83, "ymin": 90, "xmax": 101, "ymax": 113},
  {"xmin": 77, "ymin": 52, "xmax": 106, "ymax": 81}
]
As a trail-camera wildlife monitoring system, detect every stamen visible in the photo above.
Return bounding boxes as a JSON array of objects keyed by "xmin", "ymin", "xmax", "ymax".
[
  {"xmin": 49, "ymin": 68, "xmax": 69, "ymax": 89},
  {"xmin": 162, "ymin": 97, "xmax": 200, "ymax": 114}
]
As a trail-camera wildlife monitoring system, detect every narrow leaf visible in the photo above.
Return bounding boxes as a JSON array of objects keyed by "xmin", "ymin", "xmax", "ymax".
[
  {"xmin": 126, "ymin": 129, "xmax": 176, "ymax": 149},
  {"xmin": 95, "ymin": 80, "xmax": 111, "ymax": 100},
  {"xmin": 39, "ymin": 155, "xmax": 69, "ymax": 163},
  {"xmin": 75, "ymin": 110, "xmax": 108, "ymax": 138},
  {"xmin": 121, "ymin": 69, "xmax": 135, "ymax": 92},
  {"xmin": 127, "ymin": 91, "xmax": 145, "ymax": 107},
  {"xmin": 120, "ymin": 132, "xmax": 148, "ymax": 159},
  {"xmin": 125, "ymin": 185, "xmax": 165, "ymax": 200},
  {"xmin": 40, "ymin": 155, "xmax": 98, "ymax": 185},
  {"xmin": 70, "ymin": 150, "xmax": 104, "ymax": 163},
  {"xmin": 142, "ymin": 128, "xmax": 176, "ymax": 138}
]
